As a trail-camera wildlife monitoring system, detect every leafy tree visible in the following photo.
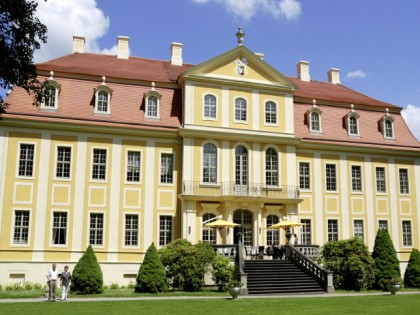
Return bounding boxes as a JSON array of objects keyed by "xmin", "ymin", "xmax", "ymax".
[
  {"xmin": 0, "ymin": 0, "xmax": 48, "ymax": 111},
  {"xmin": 71, "ymin": 245, "xmax": 103, "ymax": 294},
  {"xmin": 135, "ymin": 243, "xmax": 167, "ymax": 293},
  {"xmin": 212, "ymin": 254, "xmax": 235, "ymax": 291},
  {"xmin": 320, "ymin": 237, "xmax": 375, "ymax": 291},
  {"xmin": 404, "ymin": 248, "xmax": 420, "ymax": 288},
  {"xmin": 371, "ymin": 229, "xmax": 401, "ymax": 290}
]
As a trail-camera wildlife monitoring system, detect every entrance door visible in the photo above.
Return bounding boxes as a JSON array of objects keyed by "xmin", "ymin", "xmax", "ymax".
[
  {"xmin": 233, "ymin": 210, "xmax": 253, "ymax": 246},
  {"xmin": 234, "ymin": 146, "xmax": 248, "ymax": 195}
]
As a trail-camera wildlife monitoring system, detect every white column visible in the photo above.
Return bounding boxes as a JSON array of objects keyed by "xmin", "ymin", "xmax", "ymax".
[
  {"xmin": 253, "ymin": 143, "xmax": 260, "ymax": 184},
  {"xmin": 252, "ymin": 89, "xmax": 260, "ymax": 131},
  {"xmin": 284, "ymin": 94, "xmax": 294, "ymax": 134},
  {"xmin": 340, "ymin": 154, "xmax": 349, "ymax": 239},
  {"xmin": 314, "ymin": 152, "xmax": 324, "ymax": 244},
  {"xmin": 365, "ymin": 157, "xmax": 375, "ymax": 249},
  {"xmin": 286, "ymin": 146, "xmax": 296, "ymax": 186},
  {"xmin": 0, "ymin": 129, "xmax": 8, "ymax": 237},
  {"xmin": 222, "ymin": 141, "xmax": 230, "ymax": 183},
  {"xmin": 184, "ymin": 81, "xmax": 194, "ymax": 125},
  {"xmin": 222, "ymin": 87, "xmax": 229, "ymax": 128},
  {"xmin": 143, "ymin": 140, "xmax": 156, "ymax": 248},
  {"xmin": 388, "ymin": 158, "xmax": 399, "ymax": 252},
  {"xmin": 182, "ymin": 138, "xmax": 194, "ymax": 183},
  {"xmin": 414, "ymin": 159, "xmax": 420, "ymax": 247}
]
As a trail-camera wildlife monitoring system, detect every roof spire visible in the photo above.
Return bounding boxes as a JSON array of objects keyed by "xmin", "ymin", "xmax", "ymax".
[{"xmin": 236, "ymin": 27, "xmax": 245, "ymax": 46}]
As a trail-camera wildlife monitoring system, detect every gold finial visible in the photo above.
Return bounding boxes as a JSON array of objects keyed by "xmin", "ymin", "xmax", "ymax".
[{"xmin": 236, "ymin": 27, "xmax": 245, "ymax": 46}]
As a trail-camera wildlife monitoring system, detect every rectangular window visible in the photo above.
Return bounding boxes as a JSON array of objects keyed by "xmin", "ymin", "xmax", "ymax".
[
  {"xmin": 326, "ymin": 164, "xmax": 337, "ymax": 191},
  {"xmin": 265, "ymin": 101, "xmax": 277, "ymax": 124},
  {"xmin": 125, "ymin": 214, "xmax": 139, "ymax": 246},
  {"xmin": 300, "ymin": 219, "xmax": 311, "ymax": 245},
  {"xmin": 351, "ymin": 165, "xmax": 362, "ymax": 192},
  {"xmin": 378, "ymin": 220, "xmax": 388, "ymax": 231},
  {"xmin": 52, "ymin": 212, "xmax": 67, "ymax": 245},
  {"xmin": 18, "ymin": 144, "xmax": 35, "ymax": 177},
  {"xmin": 160, "ymin": 153, "xmax": 174, "ymax": 184},
  {"xmin": 327, "ymin": 219, "xmax": 339, "ymax": 242},
  {"xmin": 402, "ymin": 221, "xmax": 412, "ymax": 247},
  {"xmin": 376, "ymin": 167, "xmax": 386, "ymax": 193},
  {"xmin": 56, "ymin": 146, "xmax": 71, "ymax": 178},
  {"xmin": 92, "ymin": 149, "xmax": 107, "ymax": 180},
  {"xmin": 159, "ymin": 216, "xmax": 173, "ymax": 246},
  {"xmin": 299, "ymin": 162, "xmax": 310, "ymax": 190},
  {"xmin": 399, "ymin": 169, "xmax": 409, "ymax": 194},
  {"xmin": 89, "ymin": 213, "xmax": 104, "ymax": 246},
  {"xmin": 127, "ymin": 151, "xmax": 141, "ymax": 182},
  {"xmin": 353, "ymin": 220, "xmax": 364, "ymax": 241},
  {"xmin": 13, "ymin": 210, "xmax": 30, "ymax": 244}
]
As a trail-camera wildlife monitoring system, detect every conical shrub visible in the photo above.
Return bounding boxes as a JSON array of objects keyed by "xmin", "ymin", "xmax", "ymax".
[
  {"xmin": 135, "ymin": 243, "xmax": 167, "ymax": 293},
  {"xmin": 404, "ymin": 248, "xmax": 420, "ymax": 288},
  {"xmin": 71, "ymin": 245, "xmax": 103, "ymax": 294}
]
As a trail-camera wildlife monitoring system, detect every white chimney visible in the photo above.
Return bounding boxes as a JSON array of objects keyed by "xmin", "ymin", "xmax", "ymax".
[
  {"xmin": 170, "ymin": 42, "xmax": 183, "ymax": 66},
  {"xmin": 328, "ymin": 68, "xmax": 341, "ymax": 84},
  {"xmin": 255, "ymin": 52, "xmax": 264, "ymax": 60},
  {"xmin": 117, "ymin": 36, "xmax": 130, "ymax": 59},
  {"xmin": 72, "ymin": 35, "xmax": 85, "ymax": 53},
  {"xmin": 297, "ymin": 60, "xmax": 310, "ymax": 82}
]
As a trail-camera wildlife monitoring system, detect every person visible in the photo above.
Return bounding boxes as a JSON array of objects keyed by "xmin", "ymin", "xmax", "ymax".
[
  {"xmin": 293, "ymin": 234, "xmax": 298, "ymax": 245},
  {"xmin": 46, "ymin": 263, "xmax": 58, "ymax": 301},
  {"xmin": 60, "ymin": 265, "xmax": 71, "ymax": 301}
]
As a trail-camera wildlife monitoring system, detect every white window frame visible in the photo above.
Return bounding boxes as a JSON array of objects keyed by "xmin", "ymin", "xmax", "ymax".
[
  {"xmin": 378, "ymin": 219, "xmax": 388, "ymax": 231},
  {"xmin": 306, "ymin": 107, "xmax": 323, "ymax": 133},
  {"xmin": 11, "ymin": 208, "xmax": 31, "ymax": 247},
  {"xmin": 41, "ymin": 80, "xmax": 60, "ymax": 111},
  {"xmin": 125, "ymin": 149, "xmax": 142, "ymax": 184},
  {"xmin": 266, "ymin": 214, "xmax": 279, "ymax": 245},
  {"xmin": 159, "ymin": 152, "xmax": 175, "ymax": 185},
  {"xmin": 264, "ymin": 100, "xmax": 278, "ymax": 126},
  {"xmin": 94, "ymin": 85, "xmax": 112, "ymax": 115},
  {"xmin": 347, "ymin": 114, "xmax": 360, "ymax": 136},
  {"xmin": 351, "ymin": 164, "xmax": 362, "ymax": 193},
  {"xmin": 202, "ymin": 213, "xmax": 217, "ymax": 244},
  {"xmin": 144, "ymin": 90, "xmax": 162, "ymax": 120},
  {"xmin": 402, "ymin": 220, "xmax": 413, "ymax": 247},
  {"xmin": 50, "ymin": 210, "xmax": 69, "ymax": 247},
  {"xmin": 16, "ymin": 142, "xmax": 36, "ymax": 179},
  {"xmin": 203, "ymin": 94, "xmax": 217, "ymax": 120},
  {"xmin": 54, "ymin": 145, "xmax": 73, "ymax": 181},
  {"xmin": 380, "ymin": 113, "xmax": 395, "ymax": 140},
  {"xmin": 398, "ymin": 168, "xmax": 410, "ymax": 195},
  {"xmin": 201, "ymin": 142, "xmax": 218, "ymax": 184},
  {"xmin": 327, "ymin": 219, "xmax": 339, "ymax": 242},
  {"xmin": 91, "ymin": 147, "xmax": 108, "ymax": 182},
  {"xmin": 265, "ymin": 147, "xmax": 279, "ymax": 187},
  {"xmin": 123, "ymin": 212, "xmax": 140, "ymax": 248},
  {"xmin": 300, "ymin": 219, "xmax": 312, "ymax": 245},
  {"xmin": 325, "ymin": 163, "xmax": 337, "ymax": 192},
  {"xmin": 298, "ymin": 161, "xmax": 311, "ymax": 191},
  {"xmin": 159, "ymin": 215, "xmax": 173, "ymax": 247},
  {"xmin": 88, "ymin": 211, "xmax": 105, "ymax": 248},
  {"xmin": 234, "ymin": 97, "xmax": 248, "ymax": 123},
  {"xmin": 375, "ymin": 166, "xmax": 387, "ymax": 194},
  {"xmin": 353, "ymin": 219, "xmax": 364, "ymax": 241}
]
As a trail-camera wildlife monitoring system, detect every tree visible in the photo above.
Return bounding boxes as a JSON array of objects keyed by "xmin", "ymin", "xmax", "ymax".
[
  {"xmin": 404, "ymin": 248, "xmax": 420, "ymax": 288},
  {"xmin": 71, "ymin": 245, "xmax": 103, "ymax": 294},
  {"xmin": 135, "ymin": 243, "xmax": 167, "ymax": 293},
  {"xmin": 0, "ymin": 0, "xmax": 48, "ymax": 111},
  {"xmin": 212, "ymin": 254, "xmax": 235, "ymax": 291},
  {"xmin": 371, "ymin": 229, "xmax": 401, "ymax": 290},
  {"xmin": 319, "ymin": 237, "xmax": 375, "ymax": 291}
]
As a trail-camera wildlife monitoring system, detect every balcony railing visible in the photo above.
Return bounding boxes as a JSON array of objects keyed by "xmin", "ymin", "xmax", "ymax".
[{"xmin": 182, "ymin": 181, "xmax": 300, "ymax": 199}]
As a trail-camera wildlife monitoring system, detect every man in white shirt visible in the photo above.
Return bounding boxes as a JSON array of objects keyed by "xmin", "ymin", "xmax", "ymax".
[{"xmin": 46, "ymin": 263, "xmax": 58, "ymax": 301}]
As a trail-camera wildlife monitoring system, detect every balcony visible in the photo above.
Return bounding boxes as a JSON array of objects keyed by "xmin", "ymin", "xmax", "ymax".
[{"xmin": 181, "ymin": 181, "xmax": 300, "ymax": 202}]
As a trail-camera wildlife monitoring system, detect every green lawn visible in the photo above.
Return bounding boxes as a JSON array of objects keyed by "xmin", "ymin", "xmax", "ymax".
[{"xmin": 1, "ymin": 294, "xmax": 420, "ymax": 315}]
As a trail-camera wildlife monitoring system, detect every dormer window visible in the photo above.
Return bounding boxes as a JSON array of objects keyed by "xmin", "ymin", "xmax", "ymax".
[
  {"xmin": 345, "ymin": 105, "xmax": 360, "ymax": 136},
  {"xmin": 306, "ymin": 100, "xmax": 322, "ymax": 133},
  {"xmin": 94, "ymin": 76, "xmax": 112, "ymax": 115},
  {"xmin": 41, "ymin": 71, "xmax": 60, "ymax": 111},
  {"xmin": 144, "ymin": 82, "xmax": 162, "ymax": 120},
  {"xmin": 380, "ymin": 108, "xmax": 395, "ymax": 139}
]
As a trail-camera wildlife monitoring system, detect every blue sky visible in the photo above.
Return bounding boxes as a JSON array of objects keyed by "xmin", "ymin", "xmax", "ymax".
[{"xmin": 4, "ymin": 0, "xmax": 420, "ymax": 140}]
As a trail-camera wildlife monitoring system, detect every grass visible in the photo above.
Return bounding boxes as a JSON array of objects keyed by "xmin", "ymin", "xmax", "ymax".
[{"xmin": 0, "ymin": 294, "xmax": 420, "ymax": 315}]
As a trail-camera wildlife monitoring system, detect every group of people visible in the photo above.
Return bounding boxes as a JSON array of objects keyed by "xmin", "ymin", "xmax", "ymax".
[{"xmin": 46, "ymin": 263, "xmax": 72, "ymax": 301}]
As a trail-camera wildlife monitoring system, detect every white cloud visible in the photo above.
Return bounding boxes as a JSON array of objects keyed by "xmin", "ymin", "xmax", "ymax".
[
  {"xmin": 192, "ymin": 0, "xmax": 302, "ymax": 21},
  {"xmin": 34, "ymin": 0, "xmax": 111, "ymax": 62},
  {"xmin": 345, "ymin": 70, "xmax": 367, "ymax": 80},
  {"xmin": 401, "ymin": 104, "xmax": 420, "ymax": 141}
]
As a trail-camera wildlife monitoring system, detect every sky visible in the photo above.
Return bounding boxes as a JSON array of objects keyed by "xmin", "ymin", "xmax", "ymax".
[{"xmin": 4, "ymin": 0, "xmax": 420, "ymax": 140}]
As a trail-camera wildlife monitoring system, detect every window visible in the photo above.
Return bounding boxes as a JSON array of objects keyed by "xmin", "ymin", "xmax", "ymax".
[
  {"xmin": 384, "ymin": 119, "xmax": 393, "ymax": 138},
  {"xmin": 402, "ymin": 221, "xmax": 412, "ymax": 247},
  {"xmin": 399, "ymin": 169, "xmax": 409, "ymax": 194},
  {"xmin": 378, "ymin": 220, "xmax": 388, "ymax": 231},
  {"xmin": 92, "ymin": 149, "xmax": 107, "ymax": 180},
  {"xmin": 234, "ymin": 98, "xmax": 247, "ymax": 122},
  {"xmin": 56, "ymin": 146, "xmax": 71, "ymax": 178},
  {"xmin": 327, "ymin": 219, "xmax": 338, "ymax": 242},
  {"xmin": 159, "ymin": 216, "xmax": 173, "ymax": 246},
  {"xmin": 52, "ymin": 212, "xmax": 67, "ymax": 245},
  {"xmin": 351, "ymin": 165, "xmax": 362, "ymax": 192},
  {"xmin": 299, "ymin": 162, "xmax": 310, "ymax": 190},
  {"xmin": 310, "ymin": 112, "xmax": 320, "ymax": 132},
  {"xmin": 204, "ymin": 94, "xmax": 216, "ymax": 119},
  {"xmin": 160, "ymin": 153, "xmax": 174, "ymax": 184},
  {"xmin": 44, "ymin": 86, "xmax": 57, "ymax": 108},
  {"xmin": 202, "ymin": 213, "xmax": 216, "ymax": 244},
  {"xmin": 97, "ymin": 91, "xmax": 109, "ymax": 113},
  {"xmin": 349, "ymin": 116, "xmax": 358, "ymax": 135},
  {"xmin": 265, "ymin": 148, "xmax": 278, "ymax": 186},
  {"xmin": 127, "ymin": 151, "xmax": 141, "ymax": 182},
  {"xmin": 265, "ymin": 101, "xmax": 277, "ymax": 124},
  {"xmin": 300, "ymin": 219, "xmax": 311, "ymax": 245},
  {"xmin": 18, "ymin": 144, "xmax": 35, "ymax": 177},
  {"xmin": 89, "ymin": 213, "xmax": 104, "ymax": 246},
  {"xmin": 146, "ymin": 96, "xmax": 158, "ymax": 117},
  {"xmin": 125, "ymin": 214, "xmax": 139, "ymax": 246},
  {"xmin": 266, "ymin": 215, "xmax": 279, "ymax": 245},
  {"xmin": 306, "ymin": 104, "xmax": 322, "ymax": 133},
  {"xmin": 13, "ymin": 210, "xmax": 30, "ymax": 244},
  {"xmin": 325, "ymin": 164, "xmax": 337, "ymax": 191},
  {"xmin": 235, "ymin": 146, "xmax": 248, "ymax": 187},
  {"xmin": 203, "ymin": 144, "xmax": 217, "ymax": 183},
  {"xmin": 41, "ymin": 75, "xmax": 60, "ymax": 110},
  {"xmin": 376, "ymin": 167, "xmax": 386, "ymax": 193},
  {"xmin": 353, "ymin": 220, "xmax": 364, "ymax": 241}
]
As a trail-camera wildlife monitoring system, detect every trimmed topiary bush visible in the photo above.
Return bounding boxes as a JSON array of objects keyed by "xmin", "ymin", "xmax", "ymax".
[
  {"xmin": 71, "ymin": 245, "xmax": 103, "ymax": 294},
  {"xmin": 135, "ymin": 242, "xmax": 167, "ymax": 293},
  {"xmin": 212, "ymin": 254, "xmax": 235, "ymax": 291},
  {"xmin": 320, "ymin": 237, "xmax": 374, "ymax": 291},
  {"xmin": 404, "ymin": 248, "xmax": 420, "ymax": 288},
  {"xmin": 371, "ymin": 229, "xmax": 401, "ymax": 291}
]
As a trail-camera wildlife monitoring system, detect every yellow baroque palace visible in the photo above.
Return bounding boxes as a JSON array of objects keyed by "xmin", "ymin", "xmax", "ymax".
[{"xmin": 1, "ymin": 31, "xmax": 419, "ymax": 285}]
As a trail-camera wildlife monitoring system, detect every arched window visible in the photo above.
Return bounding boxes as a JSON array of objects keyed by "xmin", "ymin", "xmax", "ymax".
[
  {"xmin": 384, "ymin": 119, "xmax": 393, "ymax": 138},
  {"xmin": 147, "ymin": 96, "xmax": 158, "ymax": 117},
  {"xmin": 202, "ymin": 213, "xmax": 216, "ymax": 244},
  {"xmin": 41, "ymin": 72, "xmax": 60, "ymax": 111},
  {"xmin": 204, "ymin": 94, "xmax": 216, "ymax": 119},
  {"xmin": 235, "ymin": 146, "xmax": 248, "ymax": 187},
  {"xmin": 266, "ymin": 215, "xmax": 279, "ymax": 245},
  {"xmin": 45, "ymin": 86, "xmax": 57, "ymax": 108},
  {"xmin": 97, "ymin": 90, "xmax": 109, "ymax": 112},
  {"xmin": 265, "ymin": 148, "xmax": 278, "ymax": 186},
  {"xmin": 349, "ymin": 115, "xmax": 359, "ymax": 135},
  {"xmin": 203, "ymin": 143, "xmax": 217, "ymax": 183},
  {"xmin": 265, "ymin": 101, "xmax": 277, "ymax": 124},
  {"xmin": 144, "ymin": 83, "xmax": 162, "ymax": 119},
  {"xmin": 235, "ymin": 98, "xmax": 247, "ymax": 122},
  {"xmin": 310, "ymin": 112, "xmax": 320, "ymax": 132}
]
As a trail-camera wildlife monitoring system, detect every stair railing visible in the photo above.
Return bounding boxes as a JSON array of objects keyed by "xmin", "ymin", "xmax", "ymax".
[{"xmin": 286, "ymin": 245, "xmax": 334, "ymax": 293}]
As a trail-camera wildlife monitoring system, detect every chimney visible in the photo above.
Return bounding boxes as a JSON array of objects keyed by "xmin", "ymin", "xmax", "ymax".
[
  {"xmin": 72, "ymin": 35, "xmax": 85, "ymax": 53},
  {"xmin": 255, "ymin": 52, "xmax": 264, "ymax": 60},
  {"xmin": 328, "ymin": 68, "xmax": 341, "ymax": 84},
  {"xmin": 170, "ymin": 42, "xmax": 183, "ymax": 66},
  {"xmin": 117, "ymin": 36, "xmax": 129, "ymax": 59},
  {"xmin": 297, "ymin": 60, "xmax": 310, "ymax": 82}
]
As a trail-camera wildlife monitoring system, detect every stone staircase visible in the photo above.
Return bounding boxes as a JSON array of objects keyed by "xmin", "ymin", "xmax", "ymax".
[{"xmin": 244, "ymin": 259, "xmax": 325, "ymax": 295}]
